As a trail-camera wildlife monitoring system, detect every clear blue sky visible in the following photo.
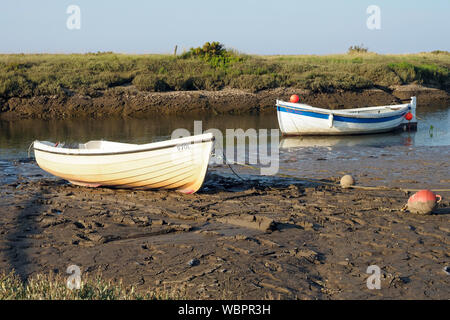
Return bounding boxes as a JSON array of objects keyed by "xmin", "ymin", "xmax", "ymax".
[{"xmin": 0, "ymin": 0, "xmax": 448, "ymax": 54}]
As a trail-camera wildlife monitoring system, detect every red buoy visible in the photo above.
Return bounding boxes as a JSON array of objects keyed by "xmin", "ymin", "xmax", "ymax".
[
  {"xmin": 407, "ymin": 190, "xmax": 442, "ymax": 215},
  {"xmin": 404, "ymin": 112, "xmax": 413, "ymax": 121},
  {"xmin": 290, "ymin": 94, "xmax": 300, "ymax": 103}
]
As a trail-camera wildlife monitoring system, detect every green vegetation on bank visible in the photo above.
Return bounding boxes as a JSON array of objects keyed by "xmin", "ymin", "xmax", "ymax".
[
  {"xmin": 0, "ymin": 43, "xmax": 449, "ymax": 99},
  {"xmin": 0, "ymin": 271, "xmax": 180, "ymax": 300}
]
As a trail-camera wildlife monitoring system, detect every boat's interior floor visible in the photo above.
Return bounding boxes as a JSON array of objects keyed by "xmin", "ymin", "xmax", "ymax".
[
  {"xmin": 39, "ymin": 140, "xmax": 138, "ymax": 151},
  {"xmin": 342, "ymin": 106, "xmax": 403, "ymax": 114},
  {"xmin": 279, "ymin": 100, "xmax": 410, "ymax": 115}
]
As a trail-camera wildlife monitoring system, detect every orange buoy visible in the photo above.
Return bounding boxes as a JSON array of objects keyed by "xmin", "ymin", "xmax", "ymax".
[
  {"xmin": 404, "ymin": 112, "xmax": 413, "ymax": 121},
  {"xmin": 290, "ymin": 94, "xmax": 300, "ymax": 103},
  {"xmin": 407, "ymin": 190, "xmax": 442, "ymax": 215}
]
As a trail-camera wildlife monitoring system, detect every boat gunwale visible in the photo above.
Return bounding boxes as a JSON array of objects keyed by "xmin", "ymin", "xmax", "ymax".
[
  {"xmin": 277, "ymin": 105, "xmax": 408, "ymax": 123},
  {"xmin": 276, "ymin": 100, "xmax": 410, "ymax": 119},
  {"xmin": 33, "ymin": 134, "xmax": 215, "ymax": 157}
]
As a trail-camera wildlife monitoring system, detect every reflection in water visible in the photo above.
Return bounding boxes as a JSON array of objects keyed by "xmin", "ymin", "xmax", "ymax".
[
  {"xmin": 0, "ymin": 115, "xmax": 277, "ymax": 160},
  {"xmin": 0, "ymin": 104, "xmax": 449, "ymax": 188},
  {"xmin": 279, "ymin": 104, "xmax": 449, "ymax": 149},
  {"xmin": 280, "ymin": 132, "xmax": 415, "ymax": 149},
  {"xmin": 0, "ymin": 104, "xmax": 449, "ymax": 161}
]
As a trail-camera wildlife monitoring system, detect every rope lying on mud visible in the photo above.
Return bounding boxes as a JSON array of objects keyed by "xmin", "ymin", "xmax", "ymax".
[
  {"xmin": 220, "ymin": 151, "xmax": 248, "ymax": 183},
  {"xmin": 224, "ymin": 160, "xmax": 450, "ymax": 193}
]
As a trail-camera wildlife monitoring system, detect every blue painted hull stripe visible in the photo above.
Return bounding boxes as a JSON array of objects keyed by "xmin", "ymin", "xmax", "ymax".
[{"xmin": 277, "ymin": 106, "xmax": 407, "ymax": 123}]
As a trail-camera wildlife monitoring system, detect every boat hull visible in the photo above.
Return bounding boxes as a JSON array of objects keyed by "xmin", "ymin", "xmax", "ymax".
[
  {"xmin": 277, "ymin": 98, "xmax": 416, "ymax": 136},
  {"xmin": 33, "ymin": 134, "xmax": 214, "ymax": 194}
]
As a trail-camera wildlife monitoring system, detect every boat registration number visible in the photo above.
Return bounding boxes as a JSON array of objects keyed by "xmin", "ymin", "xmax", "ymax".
[{"xmin": 177, "ymin": 143, "xmax": 191, "ymax": 151}]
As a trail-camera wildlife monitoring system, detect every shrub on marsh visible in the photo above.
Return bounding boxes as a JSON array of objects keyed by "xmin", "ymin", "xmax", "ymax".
[
  {"xmin": 348, "ymin": 44, "xmax": 369, "ymax": 54},
  {"xmin": 388, "ymin": 62, "xmax": 417, "ymax": 83},
  {"xmin": 292, "ymin": 71, "xmax": 372, "ymax": 92},
  {"xmin": 228, "ymin": 74, "xmax": 280, "ymax": 92},
  {"xmin": 430, "ymin": 50, "xmax": 449, "ymax": 55},
  {"xmin": 0, "ymin": 74, "xmax": 34, "ymax": 98},
  {"xmin": 415, "ymin": 64, "xmax": 449, "ymax": 88},
  {"xmin": 388, "ymin": 62, "xmax": 449, "ymax": 87},
  {"xmin": 356, "ymin": 64, "xmax": 402, "ymax": 87},
  {"xmin": 132, "ymin": 74, "xmax": 172, "ymax": 92},
  {"xmin": 181, "ymin": 42, "xmax": 243, "ymax": 69}
]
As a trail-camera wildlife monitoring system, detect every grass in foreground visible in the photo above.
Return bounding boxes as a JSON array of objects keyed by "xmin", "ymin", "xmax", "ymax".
[
  {"xmin": 0, "ymin": 271, "xmax": 181, "ymax": 300},
  {"xmin": 0, "ymin": 43, "xmax": 449, "ymax": 99}
]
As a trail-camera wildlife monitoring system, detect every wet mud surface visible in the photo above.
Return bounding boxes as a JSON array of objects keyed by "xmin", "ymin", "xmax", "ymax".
[{"xmin": 0, "ymin": 146, "xmax": 449, "ymax": 299}]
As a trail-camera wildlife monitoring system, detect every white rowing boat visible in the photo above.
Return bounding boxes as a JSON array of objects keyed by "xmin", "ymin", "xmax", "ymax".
[
  {"xmin": 33, "ymin": 133, "xmax": 214, "ymax": 194},
  {"xmin": 276, "ymin": 97, "xmax": 417, "ymax": 135}
]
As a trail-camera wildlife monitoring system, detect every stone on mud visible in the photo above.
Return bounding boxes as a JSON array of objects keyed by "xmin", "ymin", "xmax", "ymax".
[{"xmin": 219, "ymin": 214, "xmax": 276, "ymax": 232}]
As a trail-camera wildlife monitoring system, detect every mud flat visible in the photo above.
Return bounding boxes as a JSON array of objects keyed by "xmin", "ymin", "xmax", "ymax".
[
  {"xmin": 1, "ymin": 146, "xmax": 449, "ymax": 299},
  {"xmin": 1, "ymin": 84, "xmax": 448, "ymax": 120}
]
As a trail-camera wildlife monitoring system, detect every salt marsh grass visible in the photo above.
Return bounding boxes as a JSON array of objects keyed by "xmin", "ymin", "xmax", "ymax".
[
  {"xmin": 0, "ymin": 47, "xmax": 448, "ymax": 99},
  {"xmin": 0, "ymin": 271, "xmax": 182, "ymax": 300}
]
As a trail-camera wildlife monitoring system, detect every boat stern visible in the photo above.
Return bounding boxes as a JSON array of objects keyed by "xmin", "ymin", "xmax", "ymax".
[{"xmin": 400, "ymin": 96, "xmax": 418, "ymax": 131}]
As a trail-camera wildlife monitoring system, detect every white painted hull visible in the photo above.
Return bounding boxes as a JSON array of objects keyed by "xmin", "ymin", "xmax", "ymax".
[
  {"xmin": 277, "ymin": 97, "xmax": 416, "ymax": 136},
  {"xmin": 33, "ymin": 133, "xmax": 214, "ymax": 194}
]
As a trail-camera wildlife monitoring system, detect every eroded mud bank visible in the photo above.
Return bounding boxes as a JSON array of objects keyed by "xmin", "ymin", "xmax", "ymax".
[{"xmin": 1, "ymin": 85, "xmax": 448, "ymax": 120}]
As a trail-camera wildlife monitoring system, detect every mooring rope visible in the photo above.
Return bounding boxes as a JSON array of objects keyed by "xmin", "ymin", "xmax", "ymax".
[
  {"xmin": 230, "ymin": 161, "xmax": 450, "ymax": 193},
  {"xmin": 221, "ymin": 151, "xmax": 250, "ymax": 183},
  {"xmin": 27, "ymin": 141, "xmax": 34, "ymax": 159}
]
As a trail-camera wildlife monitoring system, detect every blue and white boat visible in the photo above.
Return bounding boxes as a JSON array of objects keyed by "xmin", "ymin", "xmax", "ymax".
[{"xmin": 276, "ymin": 97, "xmax": 416, "ymax": 135}]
